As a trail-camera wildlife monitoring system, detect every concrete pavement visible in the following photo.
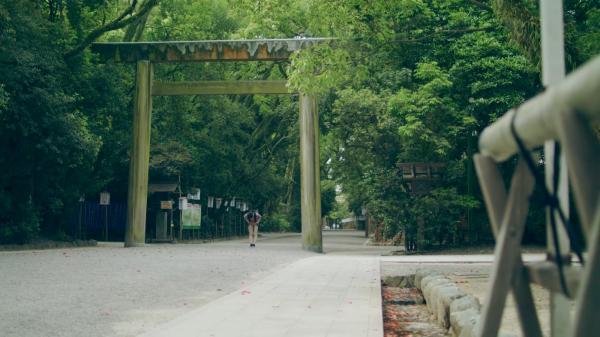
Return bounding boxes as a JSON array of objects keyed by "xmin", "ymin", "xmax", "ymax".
[
  {"xmin": 139, "ymin": 255, "xmax": 383, "ymax": 337},
  {"xmin": 137, "ymin": 231, "xmax": 393, "ymax": 337}
]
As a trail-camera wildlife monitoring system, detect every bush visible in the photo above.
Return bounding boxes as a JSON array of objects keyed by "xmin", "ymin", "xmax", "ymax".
[
  {"xmin": 0, "ymin": 201, "xmax": 40, "ymax": 244},
  {"xmin": 411, "ymin": 187, "xmax": 479, "ymax": 251},
  {"xmin": 260, "ymin": 213, "xmax": 291, "ymax": 232}
]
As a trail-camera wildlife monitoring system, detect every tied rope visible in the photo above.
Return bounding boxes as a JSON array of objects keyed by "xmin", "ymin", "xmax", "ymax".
[{"xmin": 509, "ymin": 106, "xmax": 585, "ymax": 297}]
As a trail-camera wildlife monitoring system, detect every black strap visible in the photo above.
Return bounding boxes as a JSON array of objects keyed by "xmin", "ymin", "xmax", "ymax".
[{"xmin": 509, "ymin": 106, "xmax": 585, "ymax": 297}]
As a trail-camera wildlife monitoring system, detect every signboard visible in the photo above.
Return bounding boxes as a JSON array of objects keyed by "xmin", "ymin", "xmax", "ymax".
[
  {"xmin": 182, "ymin": 204, "xmax": 201, "ymax": 229},
  {"xmin": 160, "ymin": 200, "xmax": 173, "ymax": 209},
  {"xmin": 178, "ymin": 197, "xmax": 187, "ymax": 210},
  {"xmin": 207, "ymin": 196, "xmax": 214, "ymax": 208},
  {"xmin": 100, "ymin": 192, "xmax": 110, "ymax": 205},
  {"xmin": 216, "ymin": 198, "xmax": 222, "ymax": 209}
]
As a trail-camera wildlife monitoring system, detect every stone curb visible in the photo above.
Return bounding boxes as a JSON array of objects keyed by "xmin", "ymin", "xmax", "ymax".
[
  {"xmin": 414, "ymin": 269, "xmax": 516, "ymax": 337},
  {"xmin": 0, "ymin": 239, "xmax": 97, "ymax": 251}
]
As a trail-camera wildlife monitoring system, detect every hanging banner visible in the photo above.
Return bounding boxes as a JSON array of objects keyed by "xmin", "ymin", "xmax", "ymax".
[
  {"xmin": 100, "ymin": 191, "xmax": 110, "ymax": 205},
  {"xmin": 235, "ymin": 200, "xmax": 241, "ymax": 209},
  {"xmin": 207, "ymin": 196, "xmax": 214, "ymax": 208},
  {"xmin": 216, "ymin": 198, "xmax": 222, "ymax": 209},
  {"xmin": 187, "ymin": 188, "xmax": 201, "ymax": 200},
  {"xmin": 178, "ymin": 197, "xmax": 187, "ymax": 210},
  {"xmin": 242, "ymin": 202, "xmax": 248, "ymax": 211}
]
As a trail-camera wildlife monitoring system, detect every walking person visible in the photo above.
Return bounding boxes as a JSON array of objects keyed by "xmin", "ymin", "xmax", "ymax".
[{"xmin": 244, "ymin": 209, "xmax": 261, "ymax": 247}]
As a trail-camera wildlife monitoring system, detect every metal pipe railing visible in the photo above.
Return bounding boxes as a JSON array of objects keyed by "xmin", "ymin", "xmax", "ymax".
[{"xmin": 478, "ymin": 55, "xmax": 600, "ymax": 162}]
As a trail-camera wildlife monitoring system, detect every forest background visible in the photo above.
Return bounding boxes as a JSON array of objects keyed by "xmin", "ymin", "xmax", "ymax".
[{"xmin": 0, "ymin": 0, "xmax": 598, "ymax": 249}]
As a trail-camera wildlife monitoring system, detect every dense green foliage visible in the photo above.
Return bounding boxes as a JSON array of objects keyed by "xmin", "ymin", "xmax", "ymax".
[
  {"xmin": 0, "ymin": 0, "xmax": 597, "ymax": 247},
  {"xmin": 310, "ymin": 0, "xmax": 597, "ymax": 250},
  {"xmin": 313, "ymin": 0, "xmax": 541, "ymax": 249}
]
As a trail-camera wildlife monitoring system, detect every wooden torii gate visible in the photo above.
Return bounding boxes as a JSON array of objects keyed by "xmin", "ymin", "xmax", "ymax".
[{"xmin": 91, "ymin": 38, "xmax": 329, "ymax": 252}]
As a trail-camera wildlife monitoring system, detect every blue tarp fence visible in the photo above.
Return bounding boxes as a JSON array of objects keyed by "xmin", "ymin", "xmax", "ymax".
[{"xmin": 68, "ymin": 201, "xmax": 127, "ymax": 241}]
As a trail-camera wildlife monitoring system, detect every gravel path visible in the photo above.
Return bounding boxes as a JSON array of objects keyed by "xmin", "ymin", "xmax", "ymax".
[
  {"xmin": 0, "ymin": 234, "xmax": 315, "ymax": 337},
  {"xmin": 1, "ymin": 232, "xmax": 553, "ymax": 337},
  {"xmin": 0, "ymin": 231, "xmax": 395, "ymax": 337}
]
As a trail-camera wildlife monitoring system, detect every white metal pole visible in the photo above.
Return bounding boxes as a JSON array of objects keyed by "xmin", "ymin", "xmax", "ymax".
[{"xmin": 540, "ymin": 1, "xmax": 570, "ymax": 336}]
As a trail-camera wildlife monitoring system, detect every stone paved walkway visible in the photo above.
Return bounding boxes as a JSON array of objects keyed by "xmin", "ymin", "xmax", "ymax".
[{"xmin": 140, "ymin": 255, "xmax": 383, "ymax": 337}]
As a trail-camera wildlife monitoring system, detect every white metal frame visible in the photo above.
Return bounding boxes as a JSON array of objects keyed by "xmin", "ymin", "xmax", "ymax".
[{"xmin": 474, "ymin": 45, "xmax": 600, "ymax": 337}]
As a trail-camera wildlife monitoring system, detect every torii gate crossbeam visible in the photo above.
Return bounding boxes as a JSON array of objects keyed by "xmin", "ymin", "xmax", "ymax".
[{"xmin": 92, "ymin": 39, "xmax": 330, "ymax": 252}]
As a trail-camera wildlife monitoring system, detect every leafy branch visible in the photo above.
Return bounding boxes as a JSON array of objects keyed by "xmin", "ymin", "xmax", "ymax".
[
  {"xmin": 491, "ymin": 0, "xmax": 541, "ymax": 66},
  {"xmin": 64, "ymin": 0, "xmax": 159, "ymax": 60},
  {"xmin": 390, "ymin": 26, "xmax": 497, "ymax": 44}
]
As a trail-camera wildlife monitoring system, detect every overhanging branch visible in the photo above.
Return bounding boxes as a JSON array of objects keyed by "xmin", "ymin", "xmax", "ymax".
[
  {"xmin": 391, "ymin": 26, "xmax": 496, "ymax": 44},
  {"xmin": 64, "ymin": 0, "xmax": 158, "ymax": 60}
]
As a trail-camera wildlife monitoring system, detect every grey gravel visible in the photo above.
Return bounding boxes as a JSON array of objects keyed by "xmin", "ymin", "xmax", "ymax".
[
  {"xmin": 0, "ymin": 234, "xmax": 316, "ymax": 337},
  {"xmin": 0, "ymin": 231, "xmax": 394, "ymax": 337}
]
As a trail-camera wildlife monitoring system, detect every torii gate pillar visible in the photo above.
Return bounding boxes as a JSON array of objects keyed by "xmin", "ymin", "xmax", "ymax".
[
  {"xmin": 125, "ymin": 60, "xmax": 153, "ymax": 247},
  {"xmin": 299, "ymin": 94, "xmax": 322, "ymax": 252}
]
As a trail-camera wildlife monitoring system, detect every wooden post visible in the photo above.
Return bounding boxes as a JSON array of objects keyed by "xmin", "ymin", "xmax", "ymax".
[
  {"xmin": 476, "ymin": 160, "xmax": 535, "ymax": 337},
  {"xmin": 365, "ymin": 210, "xmax": 369, "ymax": 238},
  {"xmin": 152, "ymin": 80, "xmax": 289, "ymax": 96},
  {"xmin": 125, "ymin": 60, "xmax": 153, "ymax": 247},
  {"xmin": 572, "ymin": 203, "xmax": 600, "ymax": 337},
  {"xmin": 474, "ymin": 154, "xmax": 543, "ymax": 337},
  {"xmin": 299, "ymin": 94, "xmax": 322, "ymax": 253}
]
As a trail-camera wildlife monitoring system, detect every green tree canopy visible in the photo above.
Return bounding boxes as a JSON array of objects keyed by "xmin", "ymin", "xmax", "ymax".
[{"xmin": 0, "ymin": 0, "xmax": 597, "ymax": 245}]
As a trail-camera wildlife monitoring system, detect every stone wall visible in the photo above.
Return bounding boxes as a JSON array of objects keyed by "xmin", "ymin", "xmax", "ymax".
[{"xmin": 414, "ymin": 269, "xmax": 515, "ymax": 337}]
